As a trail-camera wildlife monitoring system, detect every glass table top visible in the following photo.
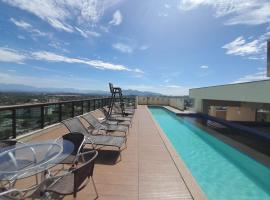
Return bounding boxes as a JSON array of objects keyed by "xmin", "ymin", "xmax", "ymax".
[{"xmin": 0, "ymin": 139, "xmax": 74, "ymax": 181}]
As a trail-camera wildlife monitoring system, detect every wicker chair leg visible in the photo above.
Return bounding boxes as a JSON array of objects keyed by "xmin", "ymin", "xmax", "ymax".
[
  {"xmin": 73, "ymin": 192, "xmax": 77, "ymax": 200},
  {"xmin": 91, "ymin": 176, "xmax": 98, "ymax": 200}
]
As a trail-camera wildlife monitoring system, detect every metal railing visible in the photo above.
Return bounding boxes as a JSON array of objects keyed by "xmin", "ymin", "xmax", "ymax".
[{"xmin": 0, "ymin": 97, "xmax": 136, "ymax": 139}]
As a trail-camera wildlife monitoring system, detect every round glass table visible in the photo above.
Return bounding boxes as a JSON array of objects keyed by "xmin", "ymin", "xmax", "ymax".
[{"xmin": 0, "ymin": 139, "xmax": 74, "ymax": 181}]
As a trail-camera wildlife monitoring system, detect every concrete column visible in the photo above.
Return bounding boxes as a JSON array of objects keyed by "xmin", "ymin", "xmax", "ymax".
[{"xmin": 135, "ymin": 96, "xmax": 138, "ymax": 108}]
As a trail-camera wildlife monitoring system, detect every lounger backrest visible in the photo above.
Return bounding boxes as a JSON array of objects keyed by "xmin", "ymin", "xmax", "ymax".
[
  {"xmin": 99, "ymin": 108, "xmax": 109, "ymax": 118},
  {"xmin": 83, "ymin": 113, "xmax": 104, "ymax": 129},
  {"xmin": 113, "ymin": 105, "xmax": 121, "ymax": 112},
  {"xmin": 62, "ymin": 118, "xmax": 92, "ymax": 137}
]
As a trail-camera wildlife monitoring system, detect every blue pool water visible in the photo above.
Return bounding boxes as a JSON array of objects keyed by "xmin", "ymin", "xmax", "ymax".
[{"xmin": 148, "ymin": 106, "xmax": 270, "ymax": 200}]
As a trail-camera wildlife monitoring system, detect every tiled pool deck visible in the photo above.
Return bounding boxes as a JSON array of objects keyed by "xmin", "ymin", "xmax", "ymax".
[{"xmin": 16, "ymin": 106, "xmax": 204, "ymax": 200}]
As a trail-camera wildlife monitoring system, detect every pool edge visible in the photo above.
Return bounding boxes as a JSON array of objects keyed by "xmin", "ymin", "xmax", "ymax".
[{"xmin": 145, "ymin": 105, "xmax": 208, "ymax": 200}]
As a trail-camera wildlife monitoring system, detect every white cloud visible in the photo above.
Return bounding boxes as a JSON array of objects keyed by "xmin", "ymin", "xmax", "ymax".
[
  {"xmin": 32, "ymin": 51, "xmax": 130, "ymax": 71},
  {"xmin": 10, "ymin": 18, "xmax": 32, "ymax": 29},
  {"xmin": 133, "ymin": 68, "xmax": 144, "ymax": 73},
  {"xmin": 178, "ymin": 0, "xmax": 205, "ymax": 10},
  {"xmin": 47, "ymin": 18, "xmax": 73, "ymax": 33},
  {"xmin": 3, "ymin": 0, "xmax": 122, "ymax": 33},
  {"xmin": 139, "ymin": 45, "xmax": 150, "ymax": 50},
  {"xmin": 226, "ymin": 2, "xmax": 270, "ymax": 25},
  {"xmin": 85, "ymin": 30, "xmax": 100, "ymax": 37},
  {"xmin": 0, "ymin": 47, "xmax": 26, "ymax": 64},
  {"xmin": 112, "ymin": 43, "xmax": 133, "ymax": 53},
  {"xmin": 222, "ymin": 33, "xmax": 270, "ymax": 59},
  {"xmin": 0, "ymin": 72, "xmax": 103, "ymax": 90},
  {"xmin": 75, "ymin": 27, "xmax": 89, "ymax": 38},
  {"xmin": 109, "ymin": 10, "xmax": 122, "ymax": 26},
  {"xmin": 0, "ymin": 47, "xmax": 143, "ymax": 72},
  {"xmin": 232, "ymin": 70, "xmax": 269, "ymax": 83},
  {"xmin": 48, "ymin": 41, "xmax": 69, "ymax": 53},
  {"xmin": 75, "ymin": 27, "xmax": 100, "ymax": 38},
  {"xmin": 223, "ymin": 37, "xmax": 260, "ymax": 56},
  {"xmin": 178, "ymin": 0, "xmax": 270, "ymax": 26},
  {"xmin": 4, "ymin": 0, "xmax": 73, "ymax": 32},
  {"xmin": 165, "ymin": 85, "xmax": 182, "ymax": 88},
  {"xmin": 10, "ymin": 18, "xmax": 51, "ymax": 37},
  {"xmin": 200, "ymin": 65, "xmax": 209, "ymax": 69}
]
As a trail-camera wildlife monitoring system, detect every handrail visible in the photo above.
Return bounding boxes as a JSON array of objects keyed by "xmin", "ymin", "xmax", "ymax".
[
  {"xmin": 0, "ymin": 97, "xmax": 105, "ymax": 111},
  {"xmin": 0, "ymin": 97, "xmax": 133, "ymax": 111},
  {"xmin": 0, "ymin": 97, "xmax": 135, "ymax": 139}
]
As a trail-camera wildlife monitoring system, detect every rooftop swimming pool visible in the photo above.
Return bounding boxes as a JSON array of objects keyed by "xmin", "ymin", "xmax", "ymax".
[{"xmin": 148, "ymin": 106, "xmax": 270, "ymax": 200}]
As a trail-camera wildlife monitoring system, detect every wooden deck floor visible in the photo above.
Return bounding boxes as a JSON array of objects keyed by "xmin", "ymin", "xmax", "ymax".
[{"xmin": 18, "ymin": 106, "xmax": 193, "ymax": 200}]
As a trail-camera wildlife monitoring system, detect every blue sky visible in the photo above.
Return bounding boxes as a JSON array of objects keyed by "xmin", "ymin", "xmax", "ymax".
[{"xmin": 0, "ymin": 0, "xmax": 270, "ymax": 95}]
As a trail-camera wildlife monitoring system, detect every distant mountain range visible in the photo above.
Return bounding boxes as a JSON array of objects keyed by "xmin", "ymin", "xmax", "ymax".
[
  {"xmin": 122, "ymin": 89, "xmax": 162, "ymax": 96},
  {"xmin": 0, "ymin": 83, "xmax": 162, "ymax": 96}
]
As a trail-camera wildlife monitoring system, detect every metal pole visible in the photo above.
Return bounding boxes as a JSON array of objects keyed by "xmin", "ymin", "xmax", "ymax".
[
  {"xmin": 40, "ymin": 106, "xmax": 44, "ymax": 129},
  {"xmin": 12, "ymin": 109, "xmax": 16, "ymax": 138},
  {"xmin": 59, "ymin": 103, "xmax": 62, "ymax": 122}
]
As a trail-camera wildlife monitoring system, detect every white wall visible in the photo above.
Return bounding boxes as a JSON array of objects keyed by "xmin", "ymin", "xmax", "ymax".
[
  {"xmin": 190, "ymin": 80, "xmax": 270, "ymax": 112},
  {"xmin": 169, "ymin": 98, "xmax": 185, "ymax": 110},
  {"xmin": 138, "ymin": 96, "xmax": 185, "ymax": 110}
]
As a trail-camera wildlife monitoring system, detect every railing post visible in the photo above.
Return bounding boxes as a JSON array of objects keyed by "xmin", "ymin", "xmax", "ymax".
[
  {"xmin": 81, "ymin": 101, "xmax": 84, "ymax": 115},
  {"xmin": 12, "ymin": 109, "xmax": 16, "ymax": 139},
  {"xmin": 88, "ymin": 100, "xmax": 90, "ymax": 112},
  {"xmin": 89, "ymin": 100, "xmax": 92, "ymax": 111},
  {"xmin": 59, "ymin": 103, "xmax": 62, "ymax": 122},
  {"xmin": 72, "ymin": 102, "xmax": 75, "ymax": 117},
  {"xmin": 93, "ymin": 99, "xmax": 96, "ymax": 110},
  {"xmin": 40, "ymin": 106, "xmax": 44, "ymax": 129}
]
